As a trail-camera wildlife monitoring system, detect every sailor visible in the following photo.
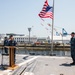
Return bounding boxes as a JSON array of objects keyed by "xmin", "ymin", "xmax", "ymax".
[
  {"xmin": 70, "ymin": 32, "xmax": 75, "ymax": 65},
  {"xmin": 8, "ymin": 35, "xmax": 17, "ymax": 63},
  {"xmin": 4, "ymin": 37, "xmax": 9, "ymax": 54}
]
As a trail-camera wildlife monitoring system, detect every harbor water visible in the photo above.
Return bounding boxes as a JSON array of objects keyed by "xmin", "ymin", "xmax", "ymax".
[{"xmin": 0, "ymin": 48, "xmax": 71, "ymax": 57}]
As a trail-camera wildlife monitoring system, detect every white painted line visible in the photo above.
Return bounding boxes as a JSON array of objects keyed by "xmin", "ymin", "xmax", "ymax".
[
  {"xmin": 17, "ymin": 56, "xmax": 39, "ymax": 66},
  {"xmin": 0, "ymin": 56, "xmax": 39, "ymax": 75},
  {"xmin": 16, "ymin": 54, "xmax": 29, "ymax": 57},
  {"xmin": 50, "ymin": 74, "xmax": 55, "ymax": 75},
  {"xmin": 24, "ymin": 72, "xmax": 34, "ymax": 75},
  {"xmin": 41, "ymin": 56, "xmax": 71, "ymax": 59}
]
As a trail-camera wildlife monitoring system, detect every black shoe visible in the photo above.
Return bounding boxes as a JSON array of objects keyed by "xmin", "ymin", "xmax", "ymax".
[{"xmin": 70, "ymin": 62, "xmax": 75, "ymax": 65}]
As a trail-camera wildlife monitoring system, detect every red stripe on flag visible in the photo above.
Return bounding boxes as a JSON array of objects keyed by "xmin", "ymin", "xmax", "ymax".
[{"xmin": 38, "ymin": 0, "xmax": 53, "ymax": 19}]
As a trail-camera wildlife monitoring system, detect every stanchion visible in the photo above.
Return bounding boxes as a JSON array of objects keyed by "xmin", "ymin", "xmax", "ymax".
[
  {"xmin": 0, "ymin": 47, "xmax": 6, "ymax": 70},
  {"xmin": 0, "ymin": 46, "xmax": 18, "ymax": 70}
]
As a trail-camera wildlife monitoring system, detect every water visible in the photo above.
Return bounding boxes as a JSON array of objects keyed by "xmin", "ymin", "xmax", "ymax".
[{"xmin": 0, "ymin": 48, "xmax": 71, "ymax": 57}]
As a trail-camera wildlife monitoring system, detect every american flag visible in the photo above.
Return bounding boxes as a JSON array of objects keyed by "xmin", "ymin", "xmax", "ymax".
[{"xmin": 38, "ymin": 0, "xmax": 53, "ymax": 19}]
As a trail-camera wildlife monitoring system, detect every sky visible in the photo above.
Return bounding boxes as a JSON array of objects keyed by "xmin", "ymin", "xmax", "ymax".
[{"xmin": 0, "ymin": 0, "xmax": 75, "ymax": 37}]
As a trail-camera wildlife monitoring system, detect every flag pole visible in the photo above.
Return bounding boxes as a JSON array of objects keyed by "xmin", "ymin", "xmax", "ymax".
[{"xmin": 51, "ymin": 0, "xmax": 54, "ymax": 55}]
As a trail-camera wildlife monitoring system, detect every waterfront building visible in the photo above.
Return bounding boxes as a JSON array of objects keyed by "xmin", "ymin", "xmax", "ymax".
[
  {"xmin": 6, "ymin": 33, "xmax": 37, "ymax": 44},
  {"xmin": 0, "ymin": 33, "xmax": 71, "ymax": 45},
  {"xmin": 14, "ymin": 36, "xmax": 37, "ymax": 44},
  {"xmin": 50, "ymin": 35, "xmax": 71, "ymax": 44},
  {"xmin": 37, "ymin": 37, "xmax": 47, "ymax": 43}
]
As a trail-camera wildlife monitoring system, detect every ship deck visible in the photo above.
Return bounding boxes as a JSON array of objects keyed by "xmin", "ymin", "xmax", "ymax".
[{"xmin": 0, "ymin": 54, "xmax": 75, "ymax": 75}]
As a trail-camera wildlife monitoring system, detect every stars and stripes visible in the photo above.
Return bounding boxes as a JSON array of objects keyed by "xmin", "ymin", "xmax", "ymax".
[{"xmin": 38, "ymin": 0, "xmax": 53, "ymax": 19}]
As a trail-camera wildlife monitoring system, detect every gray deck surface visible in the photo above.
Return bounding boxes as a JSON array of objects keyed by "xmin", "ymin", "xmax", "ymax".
[
  {"xmin": 32, "ymin": 56, "xmax": 75, "ymax": 75},
  {"xmin": 0, "ymin": 54, "xmax": 75, "ymax": 75}
]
